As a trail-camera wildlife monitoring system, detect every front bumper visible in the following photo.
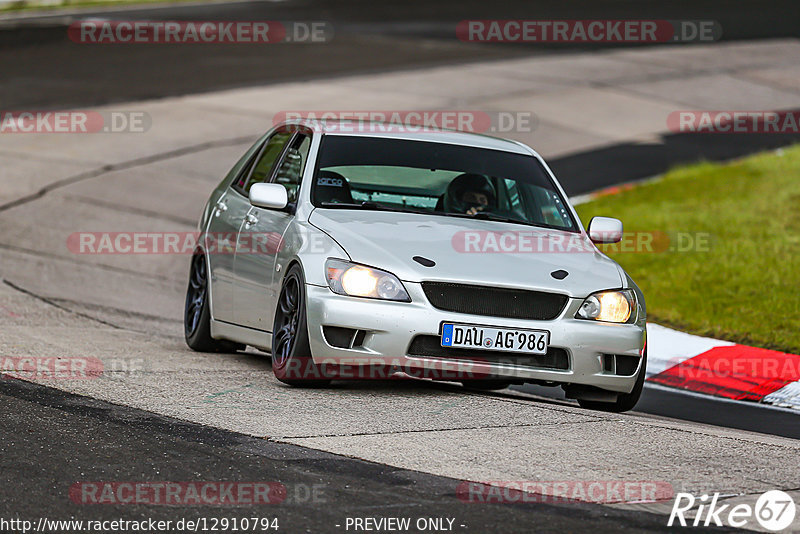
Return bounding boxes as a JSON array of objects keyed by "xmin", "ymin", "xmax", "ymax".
[{"xmin": 305, "ymin": 282, "xmax": 646, "ymax": 393}]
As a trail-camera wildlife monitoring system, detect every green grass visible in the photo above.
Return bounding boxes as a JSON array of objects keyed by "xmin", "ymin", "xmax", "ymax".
[{"xmin": 577, "ymin": 145, "xmax": 800, "ymax": 353}]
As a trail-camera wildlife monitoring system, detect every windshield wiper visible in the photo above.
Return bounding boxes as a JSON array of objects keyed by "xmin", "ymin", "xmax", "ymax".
[
  {"xmin": 472, "ymin": 212, "xmax": 534, "ymax": 225},
  {"xmin": 320, "ymin": 201, "xmax": 386, "ymax": 210},
  {"xmin": 318, "ymin": 201, "xmax": 429, "ymax": 214},
  {"xmin": 437, "ymin": 210, "xmax": 538, "ymax": 228},
  {"xmin": 318, "ymin": 202, "xmax": 552, "ymax": 229}
]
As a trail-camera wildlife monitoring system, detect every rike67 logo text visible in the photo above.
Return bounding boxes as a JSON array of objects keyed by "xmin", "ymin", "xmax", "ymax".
[{"xmin": 669, "ymin": 490, "xmax": 796, "ymax": 531}]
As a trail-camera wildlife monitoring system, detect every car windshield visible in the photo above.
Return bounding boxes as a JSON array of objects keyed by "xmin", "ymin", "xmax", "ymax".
[{"xmin": 311, "ymin": 135, "xmax": 577, "ymax": 231}]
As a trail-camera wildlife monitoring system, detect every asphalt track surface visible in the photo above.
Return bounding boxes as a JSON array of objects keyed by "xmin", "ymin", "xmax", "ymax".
[
  {"xmin": 0, "ymin": 377, "xmax": 705, "ymax": 533},
  {"xmin": 1, "ymin": 0, "xmax": 799, "ymax": 109},
  {"xmin": 1, "ymin": 1, "xmax": 799, "ymax": 194},
  {"xmin": 2, "ymin": 1, "xmax": 800, "ymax": 531},
  {"xmin": 519, "ymin": 384, "xmax": 800, "ymax": 441}
]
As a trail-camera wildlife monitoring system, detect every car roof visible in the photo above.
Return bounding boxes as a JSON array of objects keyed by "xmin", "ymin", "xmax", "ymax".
[{"xmin": 278, "ymin": 118, "xmax": 536, "ymax": 156}]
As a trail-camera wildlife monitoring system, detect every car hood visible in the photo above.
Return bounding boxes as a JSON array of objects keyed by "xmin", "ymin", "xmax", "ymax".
[{"xmin": 308, "ymin": 209, "xmax": 624, "ymax": 298}]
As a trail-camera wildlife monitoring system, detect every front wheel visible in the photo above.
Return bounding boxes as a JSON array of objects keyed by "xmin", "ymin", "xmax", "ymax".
[
  {"xmin": 578, "ymin": 348, "xmax": 647, "ymax": 413},
  {"xmin": 271, "ymin": 264, "xmax": 332, "ymax": 386}
]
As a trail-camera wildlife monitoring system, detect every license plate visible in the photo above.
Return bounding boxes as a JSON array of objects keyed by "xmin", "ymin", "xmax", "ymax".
[{"xmin": 440, "ymin": 323, "xmax": 549, "ymax": 354}]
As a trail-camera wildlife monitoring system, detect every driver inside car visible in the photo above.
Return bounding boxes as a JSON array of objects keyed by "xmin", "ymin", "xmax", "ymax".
[{"xmin": 442, "ymin": 173, "xmax": 497, "ymax": 216}]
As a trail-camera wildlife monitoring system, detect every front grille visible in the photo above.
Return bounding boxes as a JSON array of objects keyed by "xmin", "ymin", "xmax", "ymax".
[
  {"xmin": 421, "ymin": 282, "xmax": 568, "ymax": 321},
  {"xmin": 407, "ymin": 335, "xmax": 570, "ymax": 371}
]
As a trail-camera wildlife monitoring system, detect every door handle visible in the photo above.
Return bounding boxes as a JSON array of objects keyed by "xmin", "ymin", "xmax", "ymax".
[
  {"xmin": 245, "ymin": 213, "xmax": 258, "ymax": 226},
  {"xmin": 214, "ymin": 200, "xmax": 228, "ymax": 217}
]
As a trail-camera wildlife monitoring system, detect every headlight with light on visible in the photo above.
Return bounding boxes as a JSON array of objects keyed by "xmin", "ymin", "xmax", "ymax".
[
  {"xmin": 576, "ymin": 289, "xmax": 636, "ymax": 323},
  {"xmin": 325, "ymin": 259, "xmax": 411, "ymax": 302}
]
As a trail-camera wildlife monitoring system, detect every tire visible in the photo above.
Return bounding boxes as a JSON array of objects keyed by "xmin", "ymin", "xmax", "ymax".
[
  {"xmin": 578, "ymin": 347, "xmax": 647, "ymax": 413},
  {"xmin": 271, "ymin": 264, "xmax": 332, "ymax": 386},
  {"xmin": 184, "ymin": 252, "xmax": 243, "ymax": 353},
  {"xmin": 461, "ymin": 380, "xmax": 512, "ymax": 391}
]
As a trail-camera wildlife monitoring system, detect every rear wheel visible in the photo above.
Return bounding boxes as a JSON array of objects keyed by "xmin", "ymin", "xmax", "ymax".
[
  {"xmin": 578, "ymin": 348, "xmax": 647, "ymax": 413},
  {"xmin": 271, "ymin": 265, "xmax": 332, "ymax": 386},
  {"xmin": 184, "ymin": 252, "xmax": 243, "ymax": 353}
]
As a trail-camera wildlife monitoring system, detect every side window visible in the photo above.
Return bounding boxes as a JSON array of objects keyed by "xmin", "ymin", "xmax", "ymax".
[
  {"xmin": 233, "ymin": 130, "xmax": 293, "ymax": 195},
  {"xmin": 231, "ymin": 149, "xmax": 259, "ymax": 191},
  {"xmin": 272, "ymin": 134, "xmax": 311, "ymax": 204},
  {"xmin": 221, "ymin": 134, "xmax": 267, "ymax": 191}
]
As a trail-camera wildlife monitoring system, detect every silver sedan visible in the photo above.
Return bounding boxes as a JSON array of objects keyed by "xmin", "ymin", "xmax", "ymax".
[{"xmin": 185, "ymin": 120, "xmax": 647, "ymax": 412}]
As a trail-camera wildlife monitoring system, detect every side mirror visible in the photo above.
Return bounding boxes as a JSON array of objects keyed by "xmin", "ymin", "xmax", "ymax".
[
  {"xmin": 249, "ymin": 183, "xmax": 288, "ymax": 210},
  {"xmin": 588, "ymin": 216, "xmax": 623, "ymax": 244}
]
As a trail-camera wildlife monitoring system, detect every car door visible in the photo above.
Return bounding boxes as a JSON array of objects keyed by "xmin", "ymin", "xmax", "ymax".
[
  {"xmin": 206, "ymin": 129, "xmax": 292, "ymax": 324},
  {"xmin": 233, "ymin": 131, "xmax": 311, "ymax": 331},
  {"xmin": 204, "ymin": 141, "xmax": 266, "ymax": 323}
]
